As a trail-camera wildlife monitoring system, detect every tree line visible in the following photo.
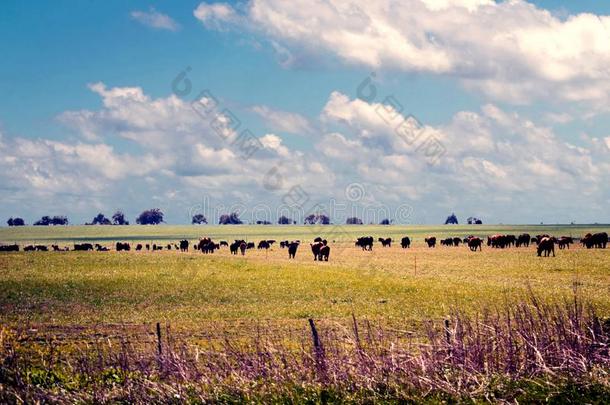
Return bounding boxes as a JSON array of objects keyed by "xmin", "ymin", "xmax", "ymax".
[{"xmin": 6, "ymin": 210, "xmax": 482, "ymax": 226}]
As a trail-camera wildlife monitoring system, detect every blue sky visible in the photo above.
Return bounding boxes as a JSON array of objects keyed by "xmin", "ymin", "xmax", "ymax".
[{"xmin": 1, "ymin": 0, "xmax": 610, "ymax": 225}]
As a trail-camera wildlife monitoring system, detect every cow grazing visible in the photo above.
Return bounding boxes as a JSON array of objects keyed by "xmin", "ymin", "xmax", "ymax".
[
  {"xmin": 230, "ymin": 240, "xmax": 243, "ymax": 255},
  {"xmin": 311, "ymin": 241, "xmax": 323, "ymax": 261},
  {"xmin": 401, "ymin": 236, "xmax": 411, "ymax": 249},
  {"xmin": 74, "ymin": 243, "xmax": 94, "ymax": 251},
  {"xmin": 558, "ymin": 236, "xmax": 573, "ymax": 250},
  {"xmin": 96, "ymin": 244, "xmax": 109, "ymax": 252},
  {"xmin": 355, "ymin": 236, "xmax": 374, "ymax": 251},
  {"xmin": 116, "ymin": 242, "xmax": 131, "ymax": 252},
  {"xmin": 378, "ymin": 237, "xmax": 392, "ymax": 247},
  {"xmin": 516, "ymin": 233, "xmax": 531, "ymax": 247},
  {"xmin": 424, "ymin": 237, "xmax": 436, "ymax": 248},
  {"xmin": 257, "ymin": 240, "xmax": 271, "ymax": 250},
  {"xmin": 581, "ymin": 232, "xmax": 608, "ymax": 249},
  {"xmin": 179, "ymin": 240, "xmax": 189, "ymax": 252},
  {"xmin": 288, "ymin": 241, "xmax": 299, "ymax": 259},
  {"xmin": 220, "ymin": 241, "xmax": 228, "ymax": 247},
  {"xmin": 319, "ymin": 243, "xmax": 330, "ymax": 261},
  {"xmin": 0, "ymin": 244, "xmax": 20, "ymax": 252},
  {"xmin": 24, "ymin": 245, "xmax": 36, "ymax": 251},
  {"xmin": 465, "ymin": 236, "xmax": 483, "ymax": 252},
  {"xmin": 537, "ymin": 237, "xmax": 556, "ymax": 257},
  {"xmin": 440, "ymin": 238, "xmax": 453, "ymax": 247},
  {"xmin": 452, "ymin": 237, "xmax": 461, "ymax": 247}
]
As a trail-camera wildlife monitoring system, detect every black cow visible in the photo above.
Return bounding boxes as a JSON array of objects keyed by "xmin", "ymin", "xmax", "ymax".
[
  {"xmin": 288, "ymin": 241, "xmax": 299, "ymax": 259},
  {"xmin": 465, "ymin": 236, "xmax": 483, "ymax": 252},
  {"xmin": 401, "ymin": 236, "xmax": 411, "ymax": 249},
  {"xmin": 440, "ymin": 238, "xmax": 453, "ymax": 246},
  {"xmin": 319, "ymin": 244, "xmax": 330, "ymax": 261},
  {"xmin": 581, "ymin": 232, "xmax": 608, "ymax": 249},
  {"xmin": 537, "ymin": 237, "xmax": 556, "ymax": 257},
  {"xmin": 230, "ymin": 240, "xmax": 244, "ymax": 255},
  {"xmin": 516, "ymin": 233, "xmax": 531, "ymax": 247},
  {"xmin": 355, "ymin": 236, "xmax": 374, "ymax": 251},
  {"xmin": 378, "ymin": 237, "xmax": 392, "ymax": 247},
  {"xmin": 116, "ymin": 242, "xmax": 131, "ymax": 252},
  {"xmin": 558, "ymin": 236, "xmax": 573, "ymax": 250},
  {"xmin": 424, "ymin": 237, "xmax": 436, "ymax": 248},
  {"xmin": 136, "ymin": 244, "xmax": 143, "ymax": 251},
  {"xmin": 74, "ymin": 243, "xmax": 94, "ymax": 251},
  {"xmin": 258, "ymin": 240, "xmax": 271, "ymax": 250},
  {"xmin": 179, "ymin": 240, "xmax": 189, "ymax": 252},
  {"xmin": 0, "ymin": 244, "xmax": 19, "ymax": 252}
]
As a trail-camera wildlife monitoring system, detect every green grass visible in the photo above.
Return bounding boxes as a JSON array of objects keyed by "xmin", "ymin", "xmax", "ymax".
[
  {"xmin": 1, "ymin": 225, "xmax": 609, "ymax": 329},
  {"xmin": 0, "ymin": 223, "xmax": 607, "ymax": 244}
]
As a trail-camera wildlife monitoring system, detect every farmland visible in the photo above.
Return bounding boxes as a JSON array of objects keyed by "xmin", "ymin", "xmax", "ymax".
[{"xmin": 1, "ymin": 224, "xmax": 609, "ymax": 403}]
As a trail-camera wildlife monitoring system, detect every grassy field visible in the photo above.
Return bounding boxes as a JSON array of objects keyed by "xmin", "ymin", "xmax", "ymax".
[
  {"xmin": 2, "ymin": 225, "xmax": 610, "ymax": 402},
  {"xmin": 1, "ymin": 224, "xmax": 609, "ymax": 329}
]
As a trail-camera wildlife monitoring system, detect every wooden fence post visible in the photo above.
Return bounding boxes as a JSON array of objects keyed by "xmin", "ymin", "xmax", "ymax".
[{"xmin": 156, "ymin": 322, "xmax": 162, "ymax": 355}]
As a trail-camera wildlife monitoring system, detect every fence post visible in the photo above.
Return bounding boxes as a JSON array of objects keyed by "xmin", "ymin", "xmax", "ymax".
[
  {"xmin": 308, "ymin": 318, "xmax": 327, "ymax": 381},
  {"xmin": 156, "ymin": 322, "xmax": 162, "ymax": 355}
]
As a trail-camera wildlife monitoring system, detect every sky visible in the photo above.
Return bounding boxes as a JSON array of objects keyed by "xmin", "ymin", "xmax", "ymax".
[{"xmin": 1, "ymin": 0, "xmax": 610, "ymax": 225}]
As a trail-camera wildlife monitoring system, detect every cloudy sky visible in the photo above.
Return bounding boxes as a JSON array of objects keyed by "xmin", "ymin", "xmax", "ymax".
[{"xmin": 1, "ymin": 0, "xmax": 610, "ymax": 225}]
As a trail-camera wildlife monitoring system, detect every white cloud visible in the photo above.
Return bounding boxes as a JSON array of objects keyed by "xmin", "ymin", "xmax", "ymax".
[
  {"xmin": 196, "ymin": 1, "xmax": 610, "ymax": 107},
  {"xmin": 252, "ymin": 105, "xmax": 314, "ymax": 135},
  {"xmin": 131, "ymin": 8, "xmax": 180, "ymax": 31},
  {"xmin": 3, "ymin": 84, "xmax": 610, "ymax": 224},
  {"xmin": 194, "ymin": 3, "xmax": 239, "ymax": 28}
]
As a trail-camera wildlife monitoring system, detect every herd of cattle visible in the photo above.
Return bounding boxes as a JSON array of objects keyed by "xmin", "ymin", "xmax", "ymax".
[{"xmin": 0, "ymin": 232, "xmax": 607, "ymax": 259}]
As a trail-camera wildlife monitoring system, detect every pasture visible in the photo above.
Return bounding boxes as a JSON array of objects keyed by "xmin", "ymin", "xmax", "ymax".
[
  {"xmin": 1, "ymin": 224, "xmax": 609, "ymax": 327},
  {"xmin": 1, "ymin": 224, "xmax": 610, "ymax": 403}
]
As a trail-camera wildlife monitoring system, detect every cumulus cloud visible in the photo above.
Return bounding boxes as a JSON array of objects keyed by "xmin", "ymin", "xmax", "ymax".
[
  {"xmin": 3, "ymin": 83, "xmax": 610, "ymax": 223},
  {"xmin": 194, "ymin": 0, "xmax": 610, "ymax": 107},
  {"xmin": 131, "ymin": 8, "xmax": 180, "ymax": 31},
  {"xmin": 252, "ymin": 105, "xmax": 314, "ymax": 135}
]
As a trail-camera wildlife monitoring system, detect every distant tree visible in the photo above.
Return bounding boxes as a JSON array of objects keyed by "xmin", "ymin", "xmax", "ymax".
[
  {"xmin": 191, "ymin": 214, "xmax": 208, "ymax": 225},
  {"xmin": 467, "ymin": 216, "xmax": 483, "ymax": 225},
  {"xmin": 136, "ymin": 209, "xmax": 164, "ymax": 225},
  {"xmin": 304, "ymin": 214, "xmax": 317, "ymax": 225},
  {"xmin": 112, "ymin": 211, "xmax": 129, "ymax": 225},
  {"xmin": 304, "ymin": 214, "xmax": 331, "ymax": 225},
  {"xmin": 445, "ymin": 213, "xmax": 458, "ymax": 225},
  {"xmin": 219, "ymin": 212, "xmax": 243, "ymax": 225},
  {"xmin": 346, "ymin": 217, "xmax": 363, "ymax": 225},
  {"xmin": 278, "ymin": 215, "xmax": 292, "ymax": 225},
  {"xmin": 256, "ymin": 220, "xmax": 272, "ymax": 225},
  {"xmin": 51, "ymin": 216, "xmax": 69, "ymax": 226},
  {"xmin": 33, "ymin": 215, "xmax": 67, "ymax": 226},
  {"xmin": 7, "ymin": 217, "xmax": 25, "ymax": 226},
  {"xmin": 34, "ymin": 216, "xmax": 51, "ymax": 226},
  {"xmin": 379, "ymin": 218, "xmax": 391, "ymax": 225},
  {"xmin": 88, "ymin": 213, "xmax": 111, "ymax": 225}
]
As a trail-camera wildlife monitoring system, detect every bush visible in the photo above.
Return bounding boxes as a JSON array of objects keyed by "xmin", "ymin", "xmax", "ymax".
[
  {"xmin": 87, "ymin": 213, "xmax": 111, "ymax": 225},
  {"xmin": 191, "ymin": 214, "xmax": 207, "ymax": 225},
  {"xmin": 112, "ymin": 211, "xmax": 129, "ymax": 225},
  {"xmin": 7, "ymin": 217, "xmax": 25, "ymax": 226},
  {"xmin": 445, "ymin": 213, "xmax": 458, "ymax": 225},
  {"xmin": 136, "ymin": 209, "xmax": 164, "ymax": 225},
  {"xmin": 219, "ymin": 212, "xmax": 243, "ymax": 225},
  {"xmin": 346, "ymin": 217, "xmax": 363, "ymax": 225}
]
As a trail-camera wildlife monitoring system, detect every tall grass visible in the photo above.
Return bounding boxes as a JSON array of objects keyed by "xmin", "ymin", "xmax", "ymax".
[{"xmin": 1, "ymin": 292, "xmax": 608, "ymax": 403}]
